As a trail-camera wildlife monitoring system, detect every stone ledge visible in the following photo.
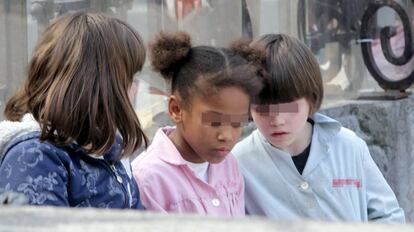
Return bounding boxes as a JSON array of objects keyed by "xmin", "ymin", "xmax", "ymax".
[{"xmin": 0, "ymin": 206, "xmax": 413, "ymax": 232}]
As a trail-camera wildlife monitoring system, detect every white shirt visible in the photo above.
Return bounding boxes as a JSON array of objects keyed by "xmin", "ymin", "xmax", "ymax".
[{"xmin": 185, "ymin": 160, "xmax": 209, "ymax": 182}]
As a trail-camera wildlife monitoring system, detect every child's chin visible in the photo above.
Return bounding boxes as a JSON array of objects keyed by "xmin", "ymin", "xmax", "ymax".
[
  {"xmin": 207, "ymin": 156, "xmax": 227, "ymax": 164},
  {"xmin": 268, "ymin": 140, "xmax": 285, "ymax": 150}
]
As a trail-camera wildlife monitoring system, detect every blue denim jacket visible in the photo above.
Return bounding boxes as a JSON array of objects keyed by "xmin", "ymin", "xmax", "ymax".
[{"xmin": 0, "ymin": 131, "xmax": 144, "ymax": 209}]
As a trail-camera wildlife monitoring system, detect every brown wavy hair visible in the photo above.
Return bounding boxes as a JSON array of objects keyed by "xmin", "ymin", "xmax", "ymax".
[{"xmin": 4, "ymin": 12, "xmax": 148, "ymax": 157}]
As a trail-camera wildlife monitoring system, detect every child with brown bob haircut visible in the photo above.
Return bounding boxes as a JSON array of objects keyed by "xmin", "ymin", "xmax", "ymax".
[
  {"xmin": 0, "ymin": 12, "xmax": 147, "ymax": 208},
  {"xmin": 231, "ymin": 34, "xmax": 405, "ymax": 222},
  {"xmin": 132, "ymin": 31, "xmax": 264, "ymax": 216}
]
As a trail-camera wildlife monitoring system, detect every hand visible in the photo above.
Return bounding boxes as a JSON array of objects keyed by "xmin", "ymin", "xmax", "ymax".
[{"xmin": 0, "ymin": 191, "xmax": 28, "ymax": 206}]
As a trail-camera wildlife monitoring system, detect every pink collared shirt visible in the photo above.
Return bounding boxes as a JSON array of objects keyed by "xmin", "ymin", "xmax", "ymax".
[{"xmin": 131, "ymin": 127, "xmax": 245, "ymax": 216}]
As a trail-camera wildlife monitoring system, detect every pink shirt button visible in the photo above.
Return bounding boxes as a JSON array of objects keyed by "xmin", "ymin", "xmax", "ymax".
[{"xmin": 212, "ymin": 198, "xmax": 220, "ymax": 207}]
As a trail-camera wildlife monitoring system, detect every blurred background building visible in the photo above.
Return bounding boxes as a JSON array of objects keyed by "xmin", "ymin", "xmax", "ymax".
[{"xmin": 0, "ymin": 0, "xmax": 413, "ymax": 137}]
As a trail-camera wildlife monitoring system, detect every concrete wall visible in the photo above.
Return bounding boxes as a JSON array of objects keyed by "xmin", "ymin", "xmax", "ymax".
[{"xmin": 0, "ymin": 206, "xmax": 413, "ymax": 232}]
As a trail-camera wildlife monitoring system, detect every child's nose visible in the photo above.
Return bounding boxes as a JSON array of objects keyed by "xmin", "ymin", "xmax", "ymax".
[
  {"xmin": 217, "ymin": 127, "xmax": 235, "ymax": 142},
  {"xmin": 269, "ymin": 113, "xmax": 285, "ymax": 126}
]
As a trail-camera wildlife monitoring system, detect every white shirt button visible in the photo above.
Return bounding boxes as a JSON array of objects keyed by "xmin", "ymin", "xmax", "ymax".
[
  {"xmin": 212, "ymin": 198, "xmax": 220, "ymax": 207},
  {"xmin": 300, "ymin": 181, "xmax": 309, "ymax": 190}
]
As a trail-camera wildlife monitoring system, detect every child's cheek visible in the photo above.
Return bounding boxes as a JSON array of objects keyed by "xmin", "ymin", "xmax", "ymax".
[{"xmin": 128, "ymin": 83, "xmax": 138, "ymax": 103}]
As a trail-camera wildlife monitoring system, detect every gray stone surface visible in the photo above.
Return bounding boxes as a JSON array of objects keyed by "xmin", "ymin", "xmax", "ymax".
[
  {"xmin": 321, "ymin": 94, "xmax": 414, "ymax": 222},
  {"xmin": 0, "ymin": 206, "xmax": 413, "ymax": 232}
]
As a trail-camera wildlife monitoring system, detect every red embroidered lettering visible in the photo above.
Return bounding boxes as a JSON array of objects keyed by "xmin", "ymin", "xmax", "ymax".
[{"xmin": 332, "ymin": 179, "xmax": 362, "ymax": 188}]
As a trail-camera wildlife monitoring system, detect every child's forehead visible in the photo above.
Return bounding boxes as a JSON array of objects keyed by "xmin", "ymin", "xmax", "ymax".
[
  {"xmin": 201, "ymin": 111, "xmax": 249, "ymax": 122},
  {"xmin": 188, "ymin": 89, "xmax": 250, "ymax": 115},
  {"xmin": 252, "ymin": 102, "xmax": 299, "ymax": 111},
  {"xmin": 251, "ymin": 102, "xmax": 301, "ymax": 113},
  {"xmin": 190, "ymin": 86, "xmax": 250, "ymax": 105},
  {"xmin": 202, "ymin": 111, "xmax": 249, "ymax": 117}
]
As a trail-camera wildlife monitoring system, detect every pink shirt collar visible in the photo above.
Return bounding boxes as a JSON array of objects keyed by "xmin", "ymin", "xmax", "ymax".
[
  {"xmin": 150, "ymin": 126, "xmax": 190, "ymax": 166},
  {"xmin": 149, "ymin": 126, "xmax": 234, "ymax": 186}
]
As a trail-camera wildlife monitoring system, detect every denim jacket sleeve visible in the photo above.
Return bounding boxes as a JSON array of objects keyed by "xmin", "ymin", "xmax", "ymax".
[
  {"xmin": 0, "ymin": 140, "xmax": 70, "ymax": 206},
  {"xmin": 362, "ymin": 142, "xmax": 406, "ymax": 223}
]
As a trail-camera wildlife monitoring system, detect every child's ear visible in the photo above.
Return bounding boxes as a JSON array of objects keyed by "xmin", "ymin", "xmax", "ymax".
[{"xmin": 168, "ymin": 95, "xmax": 183, "ymax": 123}]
